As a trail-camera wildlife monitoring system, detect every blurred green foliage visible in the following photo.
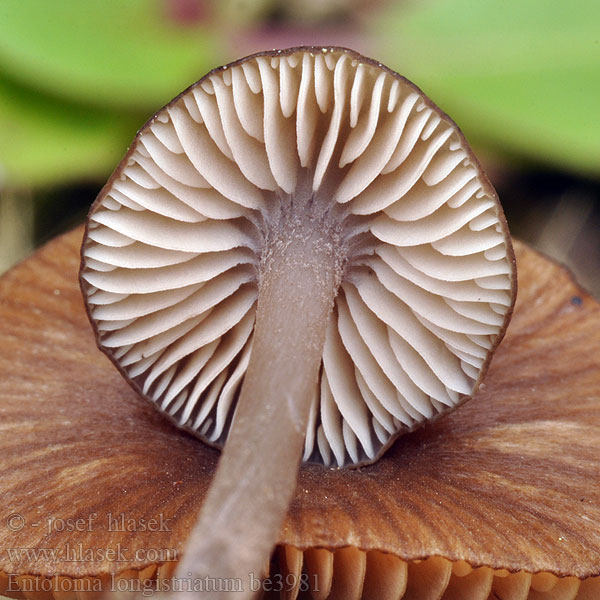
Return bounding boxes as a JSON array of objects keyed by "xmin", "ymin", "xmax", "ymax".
[
  {"xmin": 376, "ymin": 0, "xmax": 600, "ymax": 176},
  {"xmin": 0, "ymin": 76, "xmax": 133, "ymax": 186},
  {"xmin": 0, "ymin": 0, "xmax": 221, "ymax": 110},
  {"xmin": 0, "ymin": 0, "xmax": 598, "ymax": 190},
  {"xmin": 0, "ymin": 0, "xmax": 221, "ymax": 187}
]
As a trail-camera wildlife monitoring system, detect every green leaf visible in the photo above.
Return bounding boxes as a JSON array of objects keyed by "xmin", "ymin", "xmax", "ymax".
[
  {"xmin": 375, "ymin": 0, "xmax": 600, "ymax": 176},
  {"xmin": 0, "ymin": 75, "xmax": 142, "ymax": 188},
  {"xmin": 0, "ymin": 0, "xmax": 221, "ymax": 111}
]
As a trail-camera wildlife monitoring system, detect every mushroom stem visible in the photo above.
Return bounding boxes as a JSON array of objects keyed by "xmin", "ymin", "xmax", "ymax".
[{"xmin": 174, "ymin": 207, "xmax": 344, "ymax": 598}]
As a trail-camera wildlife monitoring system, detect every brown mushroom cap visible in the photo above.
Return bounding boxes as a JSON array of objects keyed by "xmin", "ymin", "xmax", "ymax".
[
  {"xmin": 1, "ymin": 228, "xmax": 599, "ymax": 599},
  {"xmin": 80, "ymin": 46, "xmax": 515, "ymax": 469}
]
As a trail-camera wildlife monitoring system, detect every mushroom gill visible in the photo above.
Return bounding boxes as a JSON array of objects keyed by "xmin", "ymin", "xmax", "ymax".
[
  {"xmin": 81, "ymin": 47, "xmax": 515, "ymax": 468},
  {"xmin": 79, "ymin": 47, "xmax": 516, "ymax": 595}
]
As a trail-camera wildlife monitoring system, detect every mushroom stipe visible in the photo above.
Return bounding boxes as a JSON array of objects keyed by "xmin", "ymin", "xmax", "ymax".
[
  {"xmin": 1, "ymin": 231, "xmax": 599, "ymax": 598},
  {"xmin": 77, "ymin": 47, "xmax": 519, "ymax": 597}
]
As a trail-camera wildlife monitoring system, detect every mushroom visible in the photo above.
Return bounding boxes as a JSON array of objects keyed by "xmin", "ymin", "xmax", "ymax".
[
  {"xmin": 77, "ymin": 47, "xmax": 516, "ymax": 593},
  {"xmin": 1, "ymin": 231, "xmax": 600, "ymax": 599}
]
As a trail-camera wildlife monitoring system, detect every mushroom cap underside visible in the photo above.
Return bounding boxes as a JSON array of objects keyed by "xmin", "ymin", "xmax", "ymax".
[
  {"xmin": 80, "ymin": 47, "xmax": 515, "ymax": 468},
  {"xmin": 1, "ymin": 228, "xmax": 598, "ymax": 588}
]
